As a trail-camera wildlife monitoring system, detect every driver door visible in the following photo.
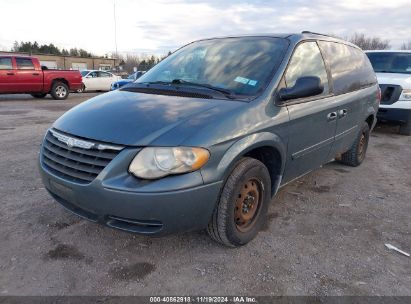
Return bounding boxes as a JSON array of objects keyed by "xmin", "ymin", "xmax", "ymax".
[{"xmin": 282, "ymin": 41, "xmax": 338, "ymax": 182}]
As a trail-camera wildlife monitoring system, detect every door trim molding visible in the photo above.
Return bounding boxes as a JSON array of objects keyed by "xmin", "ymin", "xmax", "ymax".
[
  {"xmin": 292, "ymin": 136, "xmax": 334, "ymax": 160},
  {"xmin": 335, "ymin": 125, "xmax": 358, "ymax": 141}
]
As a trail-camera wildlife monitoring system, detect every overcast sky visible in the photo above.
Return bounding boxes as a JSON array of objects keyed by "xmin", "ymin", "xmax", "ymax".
[{"xmin": 0, "ymin": 0, "xmax": 410, "ymax": 56}]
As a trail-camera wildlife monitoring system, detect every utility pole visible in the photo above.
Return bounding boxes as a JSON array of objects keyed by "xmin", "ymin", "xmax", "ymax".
[{"xmin": 114, "ymin": 0, "xmax": 118, "ymax": 59}]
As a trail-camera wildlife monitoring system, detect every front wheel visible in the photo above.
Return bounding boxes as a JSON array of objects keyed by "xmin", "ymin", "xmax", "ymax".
[
  {"xmin": 51, "ymin": 82, "xmax": 69, "ymax": 100},
  {"xmin": 338, "ymin": 122, "xmax": 370, "ymax": 167},
  {"xmin": 207, "ymin": 158, "xmax": 271, "ymax": 247}
]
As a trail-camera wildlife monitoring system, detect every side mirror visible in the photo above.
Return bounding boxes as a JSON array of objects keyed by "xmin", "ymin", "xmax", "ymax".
[{"xmin": 279, "ymin": 76, "xmax": 324, "ymax": 102}]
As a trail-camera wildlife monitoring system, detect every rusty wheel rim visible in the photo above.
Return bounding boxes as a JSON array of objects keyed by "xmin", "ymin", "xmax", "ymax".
[
  {"xmin": 358, "ymin": 133, "xmax": 367, "ymax": 161},
  {"xmin": 234, "ymin": 178, "xmax": 262, "ymax": 232}
]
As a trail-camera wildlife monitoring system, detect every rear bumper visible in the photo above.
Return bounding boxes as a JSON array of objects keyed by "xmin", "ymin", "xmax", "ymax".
[
  {"xmin": 38, "ymin": 149, "xmax": 223, "ymax": 236},
  {"xmin": 69, "ymin": 82, "xmax": 83, "ymax": 91},
  {"xmin": 377, "ymin": 107, "xmax": 411, "ymax": 124}
]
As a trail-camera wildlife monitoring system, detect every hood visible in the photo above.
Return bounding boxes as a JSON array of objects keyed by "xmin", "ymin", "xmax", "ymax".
[
  {"xmin": 116, "ymin": 79, "xmax": 134, "ymax": 85},
  {"xmin": 53, "ymin": 90, "xmax": 241, "ymax": 146},
  {"xmin": 376, "ymin": 72, "xmax": 411, "ymax": 88}
]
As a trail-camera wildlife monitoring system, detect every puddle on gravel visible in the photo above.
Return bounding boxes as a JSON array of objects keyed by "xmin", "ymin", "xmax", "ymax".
[
  {"xmin": 44, "ymin": 244, "xmax": 85, "ymax": 261},
  {"xmin": 110, "ymin": 262, "xmax": 155, "ymax": 280}
]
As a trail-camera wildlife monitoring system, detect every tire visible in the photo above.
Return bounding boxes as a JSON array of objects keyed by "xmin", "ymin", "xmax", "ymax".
[
  {"xmin": 76, "ymin": 84, "xmax": 85, "ymax": 93},
  {"xmin": 399, "ymin": 120, "xmax": 411, "ymax": 136},
  {"xmin": 50, "ymin": 81, "xmax": 69, "ymax": 100},
  {"xmin": 31, "ymin": 93, "xmax": 47, "ymax": 98},
  {"xmin": 338, "ymin": 122, "xmax": 370, "ymax": 167},
  {"xmin": 207, "ymin": 157, "xmax": 271, "ymax": 247}
]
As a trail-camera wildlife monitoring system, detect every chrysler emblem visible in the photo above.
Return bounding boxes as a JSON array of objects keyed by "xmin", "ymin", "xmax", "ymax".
[
  {"xmin": 66, "ymin": 138, "xmax": 75, "ymax": 148},
  {"xmin": 49, "ymin": 129, "xmax": 123, "ymax": 151}
]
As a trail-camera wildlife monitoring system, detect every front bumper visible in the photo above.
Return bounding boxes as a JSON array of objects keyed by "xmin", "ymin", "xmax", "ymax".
[{"xmin": 39, "ymin": 147, "xmax": 222, "ymax": 236}]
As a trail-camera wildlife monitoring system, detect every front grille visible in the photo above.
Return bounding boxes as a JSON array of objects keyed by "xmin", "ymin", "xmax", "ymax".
[
  {"xmin": 41, "ymin": 130, "xmax": 123, "ymax": 184},
  {"xmin": 379, "ymin": 84, "xmax": 402, "ymax": 105}
]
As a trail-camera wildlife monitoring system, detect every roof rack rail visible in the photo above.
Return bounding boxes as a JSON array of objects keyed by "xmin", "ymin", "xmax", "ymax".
[{"xmin": 301, "ymin": 31, "xmax": 331, "ymax": 37}]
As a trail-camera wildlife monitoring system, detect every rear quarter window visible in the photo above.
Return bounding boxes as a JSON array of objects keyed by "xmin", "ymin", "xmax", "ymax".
[
  {"xmin": 318, "ymin": 41, "xmax": 376, "ymax": 95},
  {"xmin": 16, "ymin": 58, "xmax": 35, "ymax": 70}
]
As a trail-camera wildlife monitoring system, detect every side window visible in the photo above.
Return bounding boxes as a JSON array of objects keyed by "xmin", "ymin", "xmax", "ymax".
[
  {"xmin": 16, "ymin": 58, "xmax": 35, "ymax": 70},
  {"xmin": 98, "ymin": 72, "xmax": 111, "ymax": 78},
  {"xmin": 285, "ymin": 42, "xmax": 329, "ymax": 96},
  {"xmin": 318, "ymin": 41, "xmax": 377, "ymax": 95},
  {"xmin": 89, "ymin": 71, "xmax": 98, "ymax": 78},
  {"xmin": 0, "ymin": 58, "xmax": 12, "ymax": 69}
]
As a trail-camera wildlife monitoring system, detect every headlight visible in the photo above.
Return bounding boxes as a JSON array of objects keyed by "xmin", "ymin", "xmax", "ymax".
[
  {"xmin": 129, "ymin": 147, "xmax": 210, "ymax": 179},
  {"xmin": 400, "ymin": 89, "xmax": 411, "ymax": 100}
]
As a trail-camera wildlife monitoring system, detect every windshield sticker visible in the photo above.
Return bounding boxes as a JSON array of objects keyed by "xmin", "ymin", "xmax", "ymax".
[
  {"xmin": 234, "ymin": 76, "xmax": 258, "ymax": 86},
  {"xmin": 234, "ymin": 76, "xmax": 250, "ymax": 84}
]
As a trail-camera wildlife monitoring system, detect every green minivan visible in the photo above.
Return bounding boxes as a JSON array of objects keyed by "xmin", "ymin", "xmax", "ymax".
[{"xmin": 39, "ymin": 32, "xmax": 379, "ymax": 246}]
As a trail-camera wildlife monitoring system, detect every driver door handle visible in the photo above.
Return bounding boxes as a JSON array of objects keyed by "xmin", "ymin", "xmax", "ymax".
[{"xmin": 327, "ymin": 112, "xmax": 337, "ymax": 122}]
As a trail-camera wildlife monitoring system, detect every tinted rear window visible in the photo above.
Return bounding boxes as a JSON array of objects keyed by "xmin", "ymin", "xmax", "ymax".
[
  {"xmin": 366, "ymin": 52, "xmax": 411, "ymax": 74},
  {"xmin": 318, "ymin": 41, "xmax": 376, "ymax": 95}
]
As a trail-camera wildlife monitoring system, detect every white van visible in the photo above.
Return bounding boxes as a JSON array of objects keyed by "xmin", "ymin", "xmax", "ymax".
[{"xmin": 366, "ymin": 50, "xmax": 411, "ymax": 135}]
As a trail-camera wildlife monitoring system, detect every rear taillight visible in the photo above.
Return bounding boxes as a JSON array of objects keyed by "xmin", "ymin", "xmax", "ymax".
[{"xmin": 377, "ymin": 87, "xmax": 381, "ymax": 104}]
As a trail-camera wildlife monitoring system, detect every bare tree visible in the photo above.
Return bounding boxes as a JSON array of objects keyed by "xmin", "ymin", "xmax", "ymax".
[
  {"xmin": 400, "ymin": 40, "xmax": 411, "ymax": 50},
  {"xmin": 123, "ymin": 54, "xmax": 140, "ymax": 74},
  {"xmin": 348, "ymin": 33, "xmax": 390, "ymax": 50}
]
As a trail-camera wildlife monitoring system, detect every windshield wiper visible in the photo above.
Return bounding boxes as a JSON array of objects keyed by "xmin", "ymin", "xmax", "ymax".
[
  {"xmin": 170, "ymin": 79, "xmax": 236, "ymax": 99},
  {"xmin": 133, "ymin": 79, "xmax": 237, "ymax": 99}
]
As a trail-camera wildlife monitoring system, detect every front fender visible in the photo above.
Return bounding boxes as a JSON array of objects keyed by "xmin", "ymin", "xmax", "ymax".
[{"xmin": 201, "ymin": 132, "xmax": 287, "ymax": 192}]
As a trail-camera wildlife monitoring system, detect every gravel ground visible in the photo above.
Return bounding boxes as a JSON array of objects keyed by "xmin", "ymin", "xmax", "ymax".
[{"xmin": 0, "ymin": 93, "xmax": 410, "ymax": 296}]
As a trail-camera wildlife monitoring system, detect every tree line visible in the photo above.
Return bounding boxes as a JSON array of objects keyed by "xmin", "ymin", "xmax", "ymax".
[
  {"xmin": 12, "ymin": 41, "xmax": 95, "ymax": 57},
  {"xmin": 11, "ymin": 41, "xmax": 167, "ymax": 72},
  {"xmin": 117, "ymin": 52, "xmax": 172, "ymax": 73}
]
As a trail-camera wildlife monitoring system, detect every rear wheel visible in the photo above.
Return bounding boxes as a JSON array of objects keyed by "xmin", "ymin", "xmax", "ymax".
[
  {"xmin": 51, "ymin": 82, "xmax": 69, "ymax": 100},
  {"xmin": 207, "ymin": 158, "xmax": 271, "ymax": 247},
  {"xmin": 338, "ymin": 122, "xmax": 370, "ymax": 167},
  {"xmin": 31, "ymin": 93, "xmax": 47, "ymax": 98}
]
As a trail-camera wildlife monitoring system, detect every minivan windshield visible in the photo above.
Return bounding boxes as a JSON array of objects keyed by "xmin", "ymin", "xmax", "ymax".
[
  {"xmin": 134, "ymin": 37, "xmax": 289, "ymax": 99},
  {"xmin": 80, "ymin": 71, "xmax": 89, "ymax": 77},
  {"xmin": 366, "ymin": 52, "xmax": 411, "ymax": 74}
]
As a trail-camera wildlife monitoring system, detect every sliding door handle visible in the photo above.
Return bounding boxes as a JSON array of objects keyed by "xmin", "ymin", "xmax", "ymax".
[
  {"xmin": 6, "ymin": 72, "xmax": 14, "ymax": 76},
  {"xmin": 338, "ymin": 109, "xmax": 348, "ymax": 118},
  {"xmin": 327, "ymin": 112, "xmax": 337, "ymax": 121}
]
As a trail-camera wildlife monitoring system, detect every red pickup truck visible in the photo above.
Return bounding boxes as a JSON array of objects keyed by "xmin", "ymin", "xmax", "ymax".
[{"xmin": 0, "ymin": 56, "xmax": 82, "ymax": 100}]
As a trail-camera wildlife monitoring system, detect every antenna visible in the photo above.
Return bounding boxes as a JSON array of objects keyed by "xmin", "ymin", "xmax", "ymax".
[{"xmin": 114, "ymin": 0, "xmax": 118, "ymax": 57}]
